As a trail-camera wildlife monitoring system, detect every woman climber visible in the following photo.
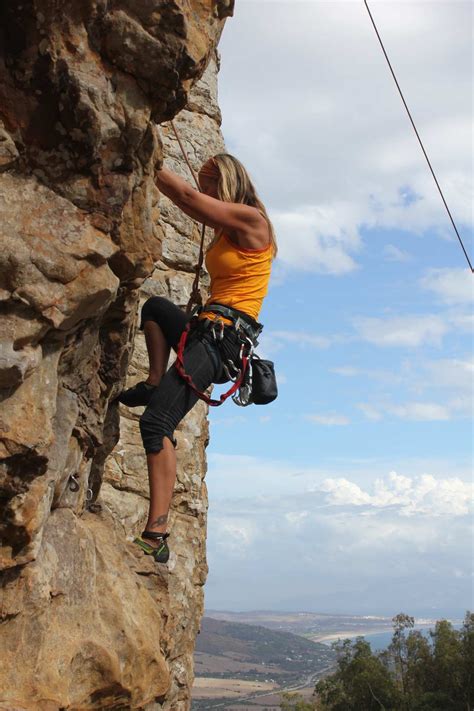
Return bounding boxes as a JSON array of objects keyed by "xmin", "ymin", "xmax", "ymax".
[{"xmin": 118, "ymin": 153, "xmax": 277, "ymax": 564}]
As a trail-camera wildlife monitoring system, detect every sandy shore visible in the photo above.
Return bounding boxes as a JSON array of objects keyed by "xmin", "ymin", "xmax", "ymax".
[
  {"xmin": 311, "ymin": 627, "xmax": 395, "ymax": 644},
  {"xmin": 311, "ymin": 623, "xmax": 435, "ymax": 645}
]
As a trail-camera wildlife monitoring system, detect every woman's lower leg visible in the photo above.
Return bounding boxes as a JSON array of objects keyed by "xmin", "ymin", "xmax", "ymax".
[
  {"xmin": 145, "ymin": 436, "xmax": 177, "ymax": 535},
  {"xmin": 143, "ymin": 320, "xmax": 171, "ymax": 386}
]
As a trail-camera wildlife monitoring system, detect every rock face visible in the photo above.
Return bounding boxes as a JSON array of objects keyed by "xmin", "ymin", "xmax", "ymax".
[
  {"xmin": 0, "ymin": 2, "xmax": 231, "ymax": 709},
  {"xmin": 102, "ymin": 59, "xmax": 226, "ymax": 710}
]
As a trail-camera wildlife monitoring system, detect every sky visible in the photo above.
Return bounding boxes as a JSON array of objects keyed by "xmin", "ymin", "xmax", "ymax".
[{"xmin": 203, "ymin": 0, "xmax": 473, "ymax": 620}]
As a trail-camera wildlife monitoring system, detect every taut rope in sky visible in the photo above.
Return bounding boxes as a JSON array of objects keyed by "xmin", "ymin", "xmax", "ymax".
[{"xmin": 364, "ymin": 0, "xmax": 473, "ymax": 273}]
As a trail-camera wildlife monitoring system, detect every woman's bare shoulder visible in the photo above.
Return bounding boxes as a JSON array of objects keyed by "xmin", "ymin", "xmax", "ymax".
[{"xmin": 228, "ymin": 212, "xmax": 271, "ymax": 250}]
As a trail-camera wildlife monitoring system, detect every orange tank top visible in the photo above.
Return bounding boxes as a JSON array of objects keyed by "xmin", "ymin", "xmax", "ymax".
[{"xmin": 200, "ymin": 233, "xmax": 272, "ymax": 323}]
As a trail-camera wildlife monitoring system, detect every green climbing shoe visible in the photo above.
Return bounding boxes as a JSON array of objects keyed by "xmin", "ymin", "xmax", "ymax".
[{"xmin": 134, "ymin": 531, "xmax": 170, "ymax": 564}]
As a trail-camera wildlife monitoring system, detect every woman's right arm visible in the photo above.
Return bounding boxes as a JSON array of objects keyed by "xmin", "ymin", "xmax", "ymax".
[{"xmin": 155, "ymin": 168, "xmax": 268, "ymax": 248}]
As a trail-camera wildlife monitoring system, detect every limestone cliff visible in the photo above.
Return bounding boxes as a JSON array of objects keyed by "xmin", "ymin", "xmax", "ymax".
[{"xmin": 0, "ymin": 2, "xmax": 232, "ymax": 709}]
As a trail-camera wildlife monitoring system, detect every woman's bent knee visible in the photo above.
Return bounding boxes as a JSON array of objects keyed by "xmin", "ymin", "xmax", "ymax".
[
  {"xmin": 139, "ymin": 408, "xmax": 176, "ymax": 455},
  {"xmin": 140, "ymin": 296, "xmax": 169, "ymax": 330}
]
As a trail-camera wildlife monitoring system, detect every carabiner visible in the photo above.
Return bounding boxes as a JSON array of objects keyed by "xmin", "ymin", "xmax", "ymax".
[
  {"xmin": 211, "ymin": 318, "xmax": 225, "ymax": 342},
  {"xmin": 222, "ymin": 360, "xmax": 241, "ymax": 382},
  {"xmin": 68, "ymin": 474, "xmax": 80, "ymax": 493}
]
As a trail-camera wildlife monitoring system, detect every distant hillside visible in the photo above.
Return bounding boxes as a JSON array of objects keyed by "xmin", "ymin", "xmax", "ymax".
[
  {"xmin": 193, "ymin": 617, "xmax": 336, "ymax": 710},
  {"xmin": 205, "ymin": 608, "xmax": 397, "ymax": 638},
  {"xmin": 195, "ymin": 616, "xmax": 335, "ymax": 681}
]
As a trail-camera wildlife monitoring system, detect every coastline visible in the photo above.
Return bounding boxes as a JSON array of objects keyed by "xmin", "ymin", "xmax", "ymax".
[
  {"xmin": 311, "ymin": 623, "xmax": 436, "ymax": 645},
  {"xmin": 311, "ymin": 627, "xmax": 392, "ymax": 644}
]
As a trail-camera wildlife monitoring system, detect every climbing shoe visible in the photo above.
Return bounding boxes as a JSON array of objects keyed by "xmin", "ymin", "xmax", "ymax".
[
  {"xmin": 117, "ymin": 381, "xmax": 157, "ymax": 407},
  {"xmin": 134, "ymin": 531, "xmax": 170, "ymax": 564}
]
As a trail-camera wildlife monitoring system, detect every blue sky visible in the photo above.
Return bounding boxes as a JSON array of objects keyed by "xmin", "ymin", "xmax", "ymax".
[{"xmin": 203, "ymin": 0, "xmax": 473, "ymax": 619}]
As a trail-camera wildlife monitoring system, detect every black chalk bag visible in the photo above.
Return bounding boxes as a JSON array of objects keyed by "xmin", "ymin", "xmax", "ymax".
[{"xmin": 251, "ymin": 356, "xmax": 278, "ymax": 405}]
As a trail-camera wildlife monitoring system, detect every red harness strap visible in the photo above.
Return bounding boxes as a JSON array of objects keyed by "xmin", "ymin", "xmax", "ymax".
[{"xmin": 175, "ymin": 322, "xmax": 248, "ymax": 407}]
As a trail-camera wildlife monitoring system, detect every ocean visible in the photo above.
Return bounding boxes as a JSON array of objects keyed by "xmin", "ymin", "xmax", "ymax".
[
  {"xmin": 351, "ymin": 623, "xmax": 463, "ymax": 652},
  {"xmin": 319, "ymin": 629, "xmax": 415, "ymax": 651},
  {"xmin": 363, "ymin": 630, "xmax": 399, "ymax": 651}
]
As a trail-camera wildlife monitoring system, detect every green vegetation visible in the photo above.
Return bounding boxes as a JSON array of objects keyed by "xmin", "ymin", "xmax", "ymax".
[
  {"xmin": 280, "ymin": 611, "xmax": 473, "ymax": 711},
  {"xmin": 281, "ymin": 692, "xmax": 319, "ymax": 710}
]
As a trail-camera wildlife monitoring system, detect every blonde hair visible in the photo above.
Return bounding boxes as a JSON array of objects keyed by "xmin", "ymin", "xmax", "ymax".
[{"xmin": 208, "ymin": 153, "xmax": 277, "ymax": 258}]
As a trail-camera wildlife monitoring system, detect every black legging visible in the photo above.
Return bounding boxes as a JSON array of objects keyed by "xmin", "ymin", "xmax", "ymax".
[{"xmin": 138, "ymin": 296, "xmax": 241, "ymax": 454}]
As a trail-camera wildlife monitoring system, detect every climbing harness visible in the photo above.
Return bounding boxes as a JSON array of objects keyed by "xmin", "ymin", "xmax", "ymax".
[
  {"xmin": 364, "ymin": 0, "xmax": 473, "ymax": 272},
  {"xmin": 175, "ymin": 304, "xmax": 256, "ymax": 407},
  {"xmin": 174, "ymin": 302, "xmax": 277, "ymax": 407}
]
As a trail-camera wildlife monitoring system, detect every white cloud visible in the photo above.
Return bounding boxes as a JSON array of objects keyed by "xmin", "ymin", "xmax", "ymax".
[
  {"xmin": 260, "ymin": 329, "xmax": 333, "ymax": 355},
  {"xmin": 323, "ymin": 515, "xmax": 442, "ymax": 556},
  {"xmin": 388, "ymin": 401, "xmax": 451, "ymax": 421},
  {"xmin": 331, "ymin": 366, "xmax": 360, "ymax": 377},
  {"xmin": 213, "ymin": 518, "xmax": 259, "ymax": 556},
  {"xmin": 205, "ymin": 456, "xmax": 473, "ymax": 613},
  {"xmin": 317, "ymin": 471, "xmax": 472, "ymax": 517},
  {"xmin": 358, "ymin": 397, "xmax": 471, "ymax": 422},
  {"xmin": 318, "ymin": 478, "xmax": 372, "ymax": 506},
  {"xmin": 354, "ymin": 355, "xmax": 473, "ymax": 421},
  {"xmin": 274, "ymin": 330, "xmax": 333, "ymax": 348},
  {"xmin": 305, "ymin": 413, "xmax": 350, "ymax": 426},
  {"xmin": 331, "ymin": 365, "xmax": 403, "ymax": 385},
  {"xmin": 262, "ymin": 311, "xmax": 467, "ymax": 360},
  {"xmin": 384, "ymin": 244, "xmax": 413, "ymax": 263},
  {"xmin": 422, "ymin": 358, "xmax": 474, "ymax": 390},
  {"xmin": 219, "ymin": 1, "xmax": 472, "ymax": 274},
  {"xmin": 207, "ymin": 453, "xmax": 473, "ymax": 503},
  {"xmin": 420, "ymin": 268, "xmax": 474, "ymax": 305},
  {"xmin": 285, "ymin": 511, "xmax": 309, "ymax": 527},
  {"xmin": 353, "ymin": 314, "xmax": 447, "ymax": 347},
  {"xmin": 357, "ymin": 403, "xmax": 383, "ymax": 421},
  {"xmin": 337, "ymin": 357, "xmax": 473, "ymax": 422},
  {"xmin": 446, "ymin": 312, "xmax": 473, "ymax": 333},
  {"xmin": 271, "ymin": 205, "xmax": 361, "ymax": 274},
  {"xmin": 211, "ymin": 414, "xmax": 247, "ymax": 427},
  {"xmin": 448, "ymin": 394, "xmax": 473, "ymax": 418}
]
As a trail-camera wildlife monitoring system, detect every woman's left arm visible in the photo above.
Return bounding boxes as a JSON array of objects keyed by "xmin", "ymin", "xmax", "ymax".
[{"xmin": 154, "ymin": 168, "xmax": 263, "ymax": 234}]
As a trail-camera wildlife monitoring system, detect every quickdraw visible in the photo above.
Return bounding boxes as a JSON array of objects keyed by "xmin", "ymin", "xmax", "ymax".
[{"xmin": 174, "ymin": 318, "xmax": 253, "ymax": 407}]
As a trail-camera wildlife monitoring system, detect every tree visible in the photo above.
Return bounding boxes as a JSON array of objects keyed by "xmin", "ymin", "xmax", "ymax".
[
  {"xmin": 460, "ymin": 611, "xmax": 474, "ymax": 710},
  {"xmin": 387, "ymin": 613, "xmax": 415, "ymax": 709},
  {"xmin": 280, "ymin": 691, "xmax": 317, "ymax": 710},
  {"xmin": 312, "ymin": 611, "xmax": 473, "ymax": 710},
  {"xmin": 315, "ymin": 637, "xmax": 400, "ymax": 710},
  {"xmin": 403, "ymin": 630, "xmax": 433, "ymax": 702},
  {"xmin": 429, "ymin": 618, "xmax": 463, "ymax": 708}
]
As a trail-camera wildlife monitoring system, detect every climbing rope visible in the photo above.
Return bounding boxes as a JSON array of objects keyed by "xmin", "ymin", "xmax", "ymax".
[
  {"xmin": 364, "ymin": 0, "xmax": 473, "ymax": 272},
  {"xmin": 169, "ymin": 120, "xmax": 208, "ymax": 312},
  {"xmin": 169, "ymin": 120, "xmax": 200, "ymax": 189}
]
